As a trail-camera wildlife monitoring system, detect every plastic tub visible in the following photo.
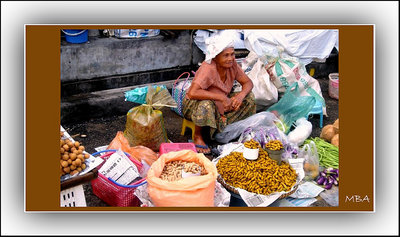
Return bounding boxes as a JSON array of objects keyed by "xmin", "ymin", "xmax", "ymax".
[
  {"xmin": 62, "ymin": 29, "xmax": 88, "ymax": 44},
  {"xmin": 266, "ymin": 148, "xmax": 284, "ymax": 165},
  {"xmin": 159, "ymin": 142, "xmax": 197, "ymax": 156},
  {"xmin": 243, "ymin": 147, "xmax": 259, "ymax": 160},
  {"xmin": 329, "ymin": 73, "xmax": 339, "ymax": 100}
]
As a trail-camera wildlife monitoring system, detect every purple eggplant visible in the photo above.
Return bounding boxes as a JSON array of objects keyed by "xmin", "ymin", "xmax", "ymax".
[
  {"xmin": 325, "ymin": 182, "xmax": 333, "ymax": 190},
  {"xmin": 326, "ymin": 167, "xmax": 334, "ymax": 173},
  {"xmin": 321, "ymin": 172, "xmax": 327, "ymax": 177},
  {"xmin": 331, "ymin": 174, "xmax": 338, "ymax": 181},
  {"xmin": 316, "ymin": 176, "xmax": 326, "ymax": 185},
  {"xmin": 323, "ymin": 177, "xmax": 329, "ymax": 185},
  {"xmin": 333, "ymin": 179, "xmax": 339, "ymax": 186},
  {"xmin": 328, "ymin": 176, "xmax": 335, "ymax": 184}
]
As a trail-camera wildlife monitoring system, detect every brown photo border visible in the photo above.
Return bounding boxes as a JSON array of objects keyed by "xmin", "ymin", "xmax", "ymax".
[{"xmin": 25, "ymin": 25, "xmax": 374, "ymax": 212}]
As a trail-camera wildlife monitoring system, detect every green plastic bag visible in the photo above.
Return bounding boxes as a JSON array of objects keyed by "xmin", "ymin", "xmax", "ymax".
[
  {"xmin": 267, "ymin": 82, "xmax": 316, "ymax": 134},
  {"xmin": 124, "ymin": 86, "xmax": 177, "ymax": 151}
]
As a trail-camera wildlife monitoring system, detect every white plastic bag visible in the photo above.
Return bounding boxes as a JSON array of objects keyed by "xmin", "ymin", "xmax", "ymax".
[
  {"xmin": 241, "ymin": 51, "xmax": 262, "ymax": 73},
  {"xmin": 246, "ymin": 59, "xmax": 278, "ymax": 107},
  {"xmin": 287, "ymin": 117, "xmax": 312, "ymax": 146}
]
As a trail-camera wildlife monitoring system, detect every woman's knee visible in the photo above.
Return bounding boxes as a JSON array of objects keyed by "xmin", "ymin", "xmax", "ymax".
[
  {"xmin": 196, "ymin": 100, "xmax": 216, "ymax": 114},
  {"xmin": 243, "ymin": 92, "xmax": 256, "ymax": 107}
]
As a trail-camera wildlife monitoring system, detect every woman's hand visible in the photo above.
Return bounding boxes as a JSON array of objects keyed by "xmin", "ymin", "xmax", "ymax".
[
  {"xmin": 222, "ymin": 97, "xmax": 233, "ymax": 112},
  {"xmin": 230, "ymin": 94, "xmax": 245, "ymax": 111}
]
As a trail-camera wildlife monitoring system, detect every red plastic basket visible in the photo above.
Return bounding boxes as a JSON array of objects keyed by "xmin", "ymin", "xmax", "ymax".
[{"xmin": 90, "ymin": 149, "xmax": 146, "ymax": 207}]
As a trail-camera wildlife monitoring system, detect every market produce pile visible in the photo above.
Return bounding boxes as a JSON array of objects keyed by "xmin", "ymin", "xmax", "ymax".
[
  {"xmin": 60, "ymin": 131, "xmax": 90, "ymax": 177},
  {"xmin": 303, "ymin": 137, "xmax": 339, "ymax": 169},
  {"xmin": 216, "ymin": 139, "xmax": 297, "ymax": 196},
  {"xmin": 160, "ymin": 160, "xmax": 208, "ymax": 182},
  {"xmin": 265, "ymin": 139, "xmax": 284, "ymax": 151},
  {"xmin": 320, "ymin": 119, "xmax": 339, "ymax": 147},
  {"xmin": 316, "ymin": 167, "xmax": 339, "ymax": 190}
]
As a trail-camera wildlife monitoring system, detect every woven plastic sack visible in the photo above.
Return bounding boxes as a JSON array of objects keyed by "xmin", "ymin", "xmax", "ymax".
[
  {"xmin": 267, "ymin": 82, "xmax": 316, "ymax": 134},
  {"xmin": 107, "ymin": 131, "xmax": 159, "ymax": 166},
  {"xmin": 171, "ymin": 72, "xmax": 191, "ymax": 117},
  {"xmin": 267, "ymin": 50, "xmax": 326, "ymax": 115},
  {"xmin": 146, "ymin": 150, "xmax": 218, "ymax": 207},
  {"xmin": 124, "ymin": 86, "xmax": 177, "ymax": 152}
]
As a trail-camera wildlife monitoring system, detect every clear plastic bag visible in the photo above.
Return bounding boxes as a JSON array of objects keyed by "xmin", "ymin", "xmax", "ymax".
[
  {"xmin": 298, "ymin": 141, "xmax": 320, "ymax": 181},
  {"xmin": 238, "ymin": 125, "xmax": 288, "ymax": 149},
  {"xmin": 215, "ymin": 111, "xmax": 278, "ymax": 144},
  {"xmin": 124, "ymin": 86, "xmax": 177, "ymax": 152}
]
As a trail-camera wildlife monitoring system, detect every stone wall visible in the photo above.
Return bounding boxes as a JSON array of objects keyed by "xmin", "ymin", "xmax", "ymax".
[{"xmin": 60, "ymin": 30, "xmax": 204, "ymax": 96}]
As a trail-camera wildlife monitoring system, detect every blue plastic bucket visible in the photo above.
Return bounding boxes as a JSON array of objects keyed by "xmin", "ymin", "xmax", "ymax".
[{"xmin": 62, "ymin": 29, "xmax": 88, "ymax": 44}]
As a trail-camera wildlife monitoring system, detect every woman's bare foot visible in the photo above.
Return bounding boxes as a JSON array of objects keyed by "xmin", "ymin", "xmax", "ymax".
[{"xmin": 194, "ymin": 125, "xmax": 211, "ymax": 154}]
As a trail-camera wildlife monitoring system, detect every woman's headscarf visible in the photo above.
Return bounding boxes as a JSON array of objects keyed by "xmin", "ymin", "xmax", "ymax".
[{"xmin": 204, "ymin": 30, "xmax": 236, "ymax": 64}]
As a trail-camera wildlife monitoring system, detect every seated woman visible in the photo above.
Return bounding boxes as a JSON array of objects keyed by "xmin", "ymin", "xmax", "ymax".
[{"xmin": 183, "ymin": 34, "xmax": 256, "ymax": 154}]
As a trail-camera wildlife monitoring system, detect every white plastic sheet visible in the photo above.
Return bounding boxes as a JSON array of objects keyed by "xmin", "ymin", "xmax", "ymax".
[
  {"xmin": 194, "ymin": 29, "xmax": 338, "ymax": 66},
  {"xmin": 194, "ymin": 29, "xmax": 246, "ymax": 54},
  {"xmin": 243, "ymin": 29, "xmax": 339, "ymax": 65}
]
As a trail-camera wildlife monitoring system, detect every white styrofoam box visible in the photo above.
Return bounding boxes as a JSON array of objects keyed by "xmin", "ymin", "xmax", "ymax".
[{"xmin": 60, "ymin": 185, "xmax": 87, "ymax": 207}]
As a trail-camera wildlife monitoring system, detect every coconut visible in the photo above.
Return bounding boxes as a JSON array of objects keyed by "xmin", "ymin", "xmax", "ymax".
[
  {"xmin": 333, "ymin": 119, "xmax": 339, "ymax": 134},
  {"xmin": 331, "ymin": 134, "xmax": 339, "ymax": 147},
  {"xmin": 320, "ymin": 124, "xmax": 336, "ymax": 142}
]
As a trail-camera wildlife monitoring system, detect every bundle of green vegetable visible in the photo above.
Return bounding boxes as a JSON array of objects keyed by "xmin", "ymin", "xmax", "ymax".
[
  {"xmin": 303, "ymin": 137, "xmax": 339, "ymax": 169},
  {"xmin": 316, "ymin": 167, "xmax": 339, "ymax": 189}
]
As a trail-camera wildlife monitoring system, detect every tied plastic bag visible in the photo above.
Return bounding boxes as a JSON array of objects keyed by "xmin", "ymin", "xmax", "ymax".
[
  {"xmin": 287, "ymin": 117, "xmax": 312, "ymax": 146},
  {"xmin": 146, "ymin": 150, "xmax": 218, "ymax": 207},
  {"xmin": 125, "ymin": 85, "xmax": 168, "ymax": 104},
  {"xmin": 299, "ymin": 141, "xmax": 320, "ymax": 181},
  {"xmin": 215, "ymin": 111, "xmax": 278, "ymax": 144},
  {"xmin": 107, "ymin": 131, "xmax": 159, "ymax": 167},
  {"xmin": 246, "ymin": 58, "xmax": 278, "ymax": 107},
  {"xmin": 124, "ymin": 86, "xmax": 177, "ymax": 152},
  {"xmin": 267, "ymin": 82, "xmax": 316, "ymax": 134},
  {"xmin": 281, "ymin": 143, "xmax": 299, "ymax": 163},
  {"xmin": 238, "ymin": 125, "xmax": 288, "ymax": 149}
]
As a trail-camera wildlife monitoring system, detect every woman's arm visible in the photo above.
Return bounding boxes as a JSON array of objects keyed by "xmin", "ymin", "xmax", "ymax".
[
  {"xmin": 230, "ymin": 72, "xmax": 254, "ymax": 111},
  {"xmin": 186, "ymin": 83, "xmax": 232, "ymax": 111}
]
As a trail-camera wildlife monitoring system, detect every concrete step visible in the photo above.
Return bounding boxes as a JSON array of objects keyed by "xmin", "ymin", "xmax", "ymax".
[{"xmin": 61, "ymin": 77, "xmax": 191, "ymax": 124}]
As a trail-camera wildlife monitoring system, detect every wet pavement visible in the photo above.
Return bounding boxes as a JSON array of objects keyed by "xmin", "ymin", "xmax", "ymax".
[{"xmin": 62, "ymin": 77, "xmax": 338, "ymax": 207}]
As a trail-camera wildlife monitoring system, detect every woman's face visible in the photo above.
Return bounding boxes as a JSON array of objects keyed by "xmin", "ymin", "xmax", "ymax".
[{"xmin": 214, "ymin": 47, "xmax": 235, "ymax": 69}]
